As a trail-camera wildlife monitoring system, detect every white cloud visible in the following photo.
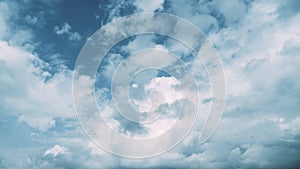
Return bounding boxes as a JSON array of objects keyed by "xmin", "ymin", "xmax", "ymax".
[
  {"xmin": 8, "ymin": 29, "xmax": 34, "ymax": 47},
  {"xmin": 44, "ymin": 145, "xmax": 69, "ymax": 157},
  {"xmin": 0, "ymin": 41, "xmax": 75, "ymax": 131},
  {"xmin": 131, "ymin": 83, "xmax": 138, "ymax": 88},
  {"xmin": 144, "ymin": 76, "xmax": 182, "ymax": 105},
  {"xmin": 125, "ymin": 35, "xmax": 156, "ymax": 53},
  {"xmin": 54, "ymin": 22, "xmax": 82, "ymax": 41},
  {"xmin": 99, "ymin": 0, "xmax": 136, "ymax": 23},
  {"xmin": 217, "ymin": 0, "xmax": 247, "ymax": 24},
  {"xmin": 167, "ymin": 0, "xmax": 219, "ymax": 33},
  {"xmin": 68, "ymin": 31, "xmax": 81, "ymax": 41},
  {"xmin": 134, "ymin": 0, "xmax": 164, "ymax": 12},
  {"xmin": 54, "ymin": 23, "xmax": 71, "ymax": 35},
  {"xmin": 0, "ymin": 1, "xmax": 37, "ymax": 52},
  {"xmin": 1, "ymin": 0, "xmax": 300, "ymax": 168}
]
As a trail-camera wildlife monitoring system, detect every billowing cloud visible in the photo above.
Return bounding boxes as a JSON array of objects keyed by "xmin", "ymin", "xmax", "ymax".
[{"xmin": 0, "ymin": 41, "xmax": 75, "ymax": 131}]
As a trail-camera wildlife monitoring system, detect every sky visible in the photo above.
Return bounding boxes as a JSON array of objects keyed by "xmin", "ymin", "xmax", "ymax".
[{"xmin": 0, "ymin": 0, "xmax": 300, "ymax": 168}]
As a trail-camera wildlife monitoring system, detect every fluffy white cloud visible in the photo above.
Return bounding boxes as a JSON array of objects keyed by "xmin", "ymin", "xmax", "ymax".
[
  {"xmin": 143, "ymin": 76, "xmax": 182, "ymax": 105},
  {"xmin": 0, "ymin": 41, "xmax": 75, "ymax": 130}
]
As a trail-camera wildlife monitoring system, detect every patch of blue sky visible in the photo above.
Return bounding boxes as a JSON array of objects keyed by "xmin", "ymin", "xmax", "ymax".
[{"xmin": 8, "ymin": 0, "xmax": 137, "ymax": 71}]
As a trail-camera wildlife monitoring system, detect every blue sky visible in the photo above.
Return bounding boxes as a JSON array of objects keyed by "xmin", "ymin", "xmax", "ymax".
[{"xmin": 0, "ymin": 0, "xmax": 300, "ymax": 168}]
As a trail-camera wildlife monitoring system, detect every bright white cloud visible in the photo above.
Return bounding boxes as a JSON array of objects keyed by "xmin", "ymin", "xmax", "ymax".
[
  {"xmin": 144, "ymin": 76, "xmax": 182, "ymax": 105},
  {"xmin": 44, "ymin": 145, "xmax": 69, "ymax": 157},
  {"xmin": 0, "ymin": 41, "xmax": 75, "ymax": 130},
  {"xmin": 134, "ymin": 0, "xmax": 164, "ymax": 12}
]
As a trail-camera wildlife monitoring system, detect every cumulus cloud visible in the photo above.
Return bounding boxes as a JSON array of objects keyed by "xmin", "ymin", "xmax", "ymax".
[
  {"xmin": 0, "ymin": 41, "xmax": 75, "ymax": 131},
  {"xmin": 54, "ymin": 23, "xmax": 82, "ymax": 41},
  {"xmin": 94, "ymin": 0, "xmax": 300, "ymax": 168}
]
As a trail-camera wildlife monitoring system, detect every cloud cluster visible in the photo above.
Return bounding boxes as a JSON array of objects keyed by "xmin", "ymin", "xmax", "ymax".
[
  {"xmin": 0, "ymin": 0, "xmax": 300, "ymax": 168},
  {"xmin": 54, "ymin": 23, "xmax": 82, "ymax": 41},
  {"xmin": 0, "ymin": 40, "xmax": 76, "ymax": 131}
]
